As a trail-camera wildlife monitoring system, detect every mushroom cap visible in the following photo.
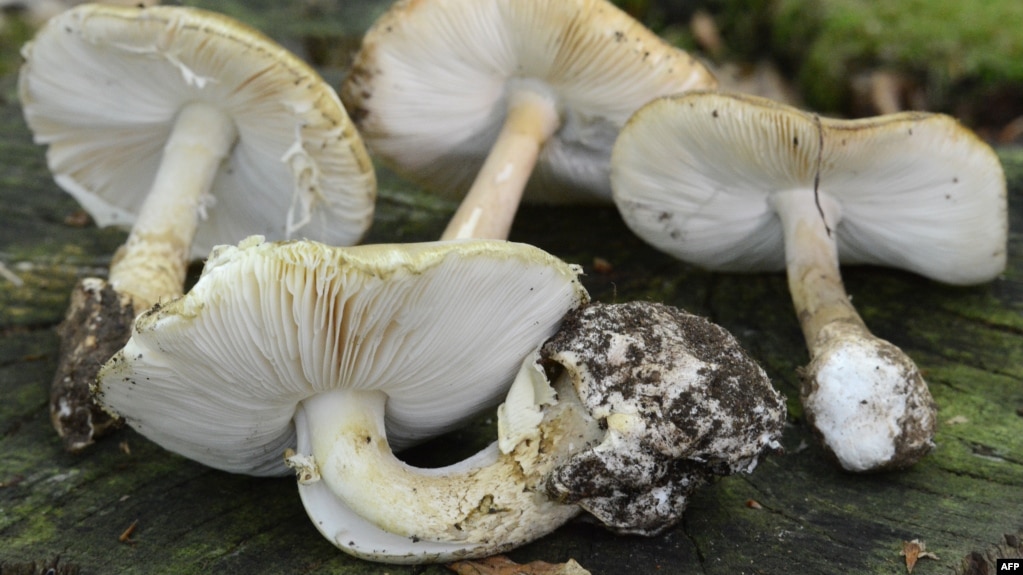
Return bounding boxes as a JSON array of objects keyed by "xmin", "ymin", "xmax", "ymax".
[
  {"xmin": 537, "ymin": 301, "xmax": 786, "ymax": 535},
  {"xmin": 342, "ymin": 0, "xmax": 716, "ymax": 205},
  {"xmin": 18, "ymin": 4, "xmax": 376, "ymax": 257},
  {"xmin": 94, "ymin": 236, "xmax": 588, "ymax": 476},
  {"xmin": 611, "ymin": 91, "xmax": 1008, "ymax": 284}
]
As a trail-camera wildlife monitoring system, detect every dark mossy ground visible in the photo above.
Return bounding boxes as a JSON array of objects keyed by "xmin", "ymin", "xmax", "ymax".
[{"xmin": 2, "ymin": 2, "xmax": 1022, "ymax": 575}]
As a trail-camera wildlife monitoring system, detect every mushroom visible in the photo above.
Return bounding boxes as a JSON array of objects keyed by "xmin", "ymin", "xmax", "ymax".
[
  {"xmin": 19, "ymin": 4, "xmax": 376, "ymax": 451},
  {"xmin": 93, "ymin": 235, "xmax": 588, "ymax": 554},
  {"xmin": 291, "ymin": 301, "xmax": 785, "ymax": 560},
  {"xmin": 610, "ymin": 91, "xmax": 1008, "ymax": 472},
  {"xmin": 95, "ymin": 245, "xmax": 784, "ymax": 562},
  {"xmin": 341, "ymin": 0, "xmax": 716, "ymax": 240}
]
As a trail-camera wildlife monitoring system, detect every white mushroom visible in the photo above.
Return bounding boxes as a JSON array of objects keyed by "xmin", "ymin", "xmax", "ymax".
[
  {"xmin": 611, "ymin": 91, "xmax": 1008, "ymax": 472},
  {"xmin": 94, "ymin": 235, "xmax": 784, "ymax": 563},
  {"xmin": 341, "ymin": 0, "xmax": 716, "ymax": 240},
  {"xmin": 94, "ymin": 236, "xmax": 589, "ymax": 560},
  {"xmin": 19, "ymin": 4, "xmax": 376, "ymax": 451},
  {"xmin": 291, "ymin": 300, "xmax": 785, "ymax": 561},
  {"xmin": 95, "ymin": 236, "xmax": 587, "ymax": 473}
]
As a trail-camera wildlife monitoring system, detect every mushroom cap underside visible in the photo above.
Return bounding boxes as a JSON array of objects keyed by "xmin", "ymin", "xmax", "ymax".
[
  {"xmin": 18, "ymin": 4, "xmax": 376, "ymax": 256},
  {"xmin": 342, "ymin": 0, "xmax": 716, "ymax": 205},
  {"xmin": 611, "ymin": 91, "xmax": 1008, "ymax": 284},
  {"xmin": 94, "ymin": 237, "xmax": 589, "ymax": 476}
]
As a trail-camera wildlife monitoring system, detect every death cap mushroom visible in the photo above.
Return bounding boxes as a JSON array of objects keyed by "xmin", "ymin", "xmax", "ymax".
[
  {"xmin": 20, "ymin": 3, "xmax": 376, "ymax": 258},
  {"xmin": 286, "ymin": 300, "xmax": 785, "ymax": 562},
  {"xmin": 94, "ymin": 235, "xmax": 588, "ymax": 561},
  {"xmin": 95, "ymin": 236, "xmax": 588, "ymax": 476},
  {"xmin": 342, "ymin": 0, "xmax": 716, "ymax": 239},
  {"xmin": 611, "ymin": 91, "xmax": 1006, "ymax": 471},
  {"xmin": 95, "ymin": 235, "xmax": 785, "ymax": 563},
  {"xmin": 19, "ymin": 3, "xmax": 376, "ymax": 451}
]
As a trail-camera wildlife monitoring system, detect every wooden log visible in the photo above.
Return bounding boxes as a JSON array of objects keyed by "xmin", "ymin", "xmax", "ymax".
[{"xmin": 2, "ymin": 17, "xmax": 1022, "ymax": 575}]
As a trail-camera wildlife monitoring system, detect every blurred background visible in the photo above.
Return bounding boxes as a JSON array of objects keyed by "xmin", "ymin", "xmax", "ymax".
[{"xmin": 3, "ymin": 0, "xmax": 1021, "ymax": 144}]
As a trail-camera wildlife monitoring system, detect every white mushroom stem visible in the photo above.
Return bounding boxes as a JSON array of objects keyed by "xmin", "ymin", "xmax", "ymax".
[
  {"xmin": 441, "ymin": 86, "xmax": 560, "ymax": 240},
  {"xmin": 107, "ymin": 101, "xmax": 238, "ymax": 310},
  {"xmin": 771, "ymin": 189, "xmax": 861, "ymax": 345},
  {"xmin": 771, "ymin": 188, "xmax": 936, "ymax": 472},
  {"xmin": 291, "ymin": 363, "xmax": 599, "ymax": 559}
]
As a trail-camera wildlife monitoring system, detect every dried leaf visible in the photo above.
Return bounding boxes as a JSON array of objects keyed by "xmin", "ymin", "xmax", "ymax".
[
  {"xmin": 118, "ymin": 520, "xmax": 139, "ymax": 545},
  {"xmin": 901, "ymin": 539, "xmax": 939, "ymax": 573},
  {"xmin": 591, "ymin": 257, "xmax": 613, "ymax": 275},
  {"xmin": 946, "ymin": 415, "xmax": 969, "ymax": 425},
  {"xmin": 447, "ymin": 555, "xmax": 590, "ymax": 575}
]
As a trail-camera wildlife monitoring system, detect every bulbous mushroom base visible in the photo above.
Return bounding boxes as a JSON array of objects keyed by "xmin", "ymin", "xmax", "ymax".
[
  {"xmin": 800, "ymin": 325, "xmax": 937, "ymax": 473},
  {"xmin": 538, "ymin": 301, "xmax": 787, "ymax": 535},
  {"xmin": 51, "ymin": 277, "xmax": 133, "ymax": 452}
]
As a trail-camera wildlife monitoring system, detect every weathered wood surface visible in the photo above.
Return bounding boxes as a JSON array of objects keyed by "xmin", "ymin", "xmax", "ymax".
[{"xmin": 2, "ymin": 5, "xmax": 1022, "ymax": 574}]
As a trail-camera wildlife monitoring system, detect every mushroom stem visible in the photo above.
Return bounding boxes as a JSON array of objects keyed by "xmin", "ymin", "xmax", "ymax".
[
  {"xmin": 440, "ymin": 87, "xmax": 560, "ymax": 240},
  {"xmin": 771, "ymin": 189, "xmax": 862, "ymax": 349},
  {"xmin": 107, "ymin": 101, "xmax": 238, "ymax": 310},
  {"xmin": 291, "ymin": 362, "xmax": 596, "ymax": 557},
  {"xmin": 772, "ymin": 188, "xmax": 936, "ymax": 472}
]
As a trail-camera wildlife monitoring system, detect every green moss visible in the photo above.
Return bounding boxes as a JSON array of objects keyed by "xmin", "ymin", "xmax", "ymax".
[
  {"xmin": 0, "ymin": 264, "xmax": 78, "ymax": 327},
  {"xmin": 921, "ymin": 363, "xmax": 1023, "ymax": 488},
  {"xmin": 0, "ymin": 14, "xmax": 33, "ymax": 78},
  {"xmin": 1001, "ymin": 147, "xmax": 1023, "ymax": 170},
  {"xmin": 3, "ymin": 507, "xmax": 59, "ymax": 549},
  {"xmin": 770, "ymin": 0, "xmax": 1023, "ymax": 113}
]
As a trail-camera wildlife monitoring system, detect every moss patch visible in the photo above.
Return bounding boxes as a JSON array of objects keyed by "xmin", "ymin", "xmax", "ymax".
[{"xmin": 770, "ymin": 0, "xmax": 1023, "ymax": 115}]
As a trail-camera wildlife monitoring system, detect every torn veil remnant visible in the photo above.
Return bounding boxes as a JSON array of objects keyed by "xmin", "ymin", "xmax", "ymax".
[
  {"xmin": 341, "ymin": 0, "xmax": 716, "ymax": 240},
  {"xmin": 611, "ymin": 91, "xmax": 1007, "ymax": 472},
  {"xmin": 19, "ymin": 4, "xmax": 375, "ymax": 452}
]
